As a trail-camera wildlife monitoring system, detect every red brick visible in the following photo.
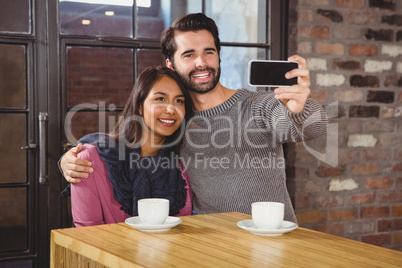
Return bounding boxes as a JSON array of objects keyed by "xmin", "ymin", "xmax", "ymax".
[
  {"xmin": 393, "ymin": 232, "xmax": 402, "ymax": 244},
  {"xmin": 361, "ymin": 206, "xmax": 390, "ymax": 218},
  {"xmin": 301, "ymin": 181, "xmax": 326, "ymax": 193},
  {"xmin": 309, "ymin": 89, "xmax": 328, "ymax": 103},
  {"xmin": 315, "ymin": 164, "xmax": 346, "ymax": 177},
  {"xmin": 392, "ymin": 205, "xmax": 402, "ymax": 217},
  {"xmin": 328, "ymin": 209, "xmax": 357, "ymax": 221},
  {"xmin": 338, "ymin": 120, "xmax": 363, "ymax": 133},
  {"xmin": 350, "ymin": 76, "xmax": 379, "ymax": 88},
  {"xmin": 298, "ymin": 41, "xmax": 312, "ymax": 54},
  {"xmin": 312, "ymin": 223, "xmax": 344, "ymax": 236},
  {"xmin": 295, "ymin": 195, "xmax": 310, "ymax": 209},
  {"xmin": 362, "ymin": 149, "xmax": 392, "ymax": 161},
  {"xmin": 316, "ymin": 42, "xmax": 344, "ymax": 55},
  {"xmin": 348, "ymin": 192, "xmax": 376, "ymax": 204},
  {"xmin": 313, "ymin": 195, "xmax": 343, "ymax": 208},
  {"xmin": 296, "ymin": 210, "xmax": 327, "ymax": 224},
  {"xmin": 397, "ymin": 177, "xmax": 402, "ymax": 188},
  {"xmin": 384, "ymin": 76, "xmax": 402, "ymax": 87},
  {"xmin": 365, "ymin": 29, "xmax": 393, "ymax": 42},
  {"xmin": 379, "ymin": 191, "xmax": 402, "ymax": 203},
  {"xmin": 344, "ymin": 220, "xmax": 375, "ymax": 234},
  {"xmin": 362, "ymin": 234, "xmax": 391, "ymax": 247},
  {"xmin": 378, "ymin": 219, "xmax": 402, "ymax": 232},
  {"xmin": 345, "ymin": 12, "xmax": 377, "ymax": 25},
  {"xmin": 379, "ymin": 133, "xmax": 402, "ymax": 148},
  {"xmin": 350, "ymin": 163, "xmax": 379, "ymax": 175},
  {"xmin": 365, "ymin": 177, "xmax": 393, "ymax": 189},
  {"xmin": 395, "ymin": 149, "xmax": 402, "ymax": 159},
  {"xmin": 336, "ymin": 0, "xmax": 364, "ymax": 9},
  {"xmin": 299, "ymin": 26, "xmax": 329, "ymax": 39},
  {"xmin": 286, "ymin": 149, "xmax": 316, "ymax": 164},
  {"xmin": 369, "ymin": 0, "xmax": 396, "ymax": 11},
  {"xmin": 364, "ymin": 119, "xmax": 395, "ymax": 132},
  {"xmin": 349, "ymin": 44, "xmax": 377, "ymax": 56},
  {"xmin": 299, "ymin": 10, "xmax": 314, "ymax": 21},
  {"xmin": 384, "ymin": 162, "xmax": 402, "ymax": 173},
  {"xmin": 333, "ymin": 60, "xmax": 361, "ymax": 71},
  {"xmin": 333, "ymin": 27, "xmax": 360, "ymax": 39},
  {"xmin": 339, "ymin": 149, "xmax": 361, "ymax": 163}
]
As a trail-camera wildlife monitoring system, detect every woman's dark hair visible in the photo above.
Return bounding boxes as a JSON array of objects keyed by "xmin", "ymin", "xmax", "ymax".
[
  {"xmin": 109, "ymin": 66, "xmax": 193, "ymax": 150},
  {"xmin": 161, "ymin": 13, "xmax": 221, "ymax": 62}
]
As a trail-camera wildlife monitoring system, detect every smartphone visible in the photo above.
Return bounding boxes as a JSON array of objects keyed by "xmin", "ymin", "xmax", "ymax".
[{"xmin": 248, "ymin": 60, "xmax": 298, "ymax": 87}]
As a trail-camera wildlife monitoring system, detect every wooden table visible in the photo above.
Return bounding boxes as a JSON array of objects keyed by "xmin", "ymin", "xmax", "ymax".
[{"xmin": 50, "ymin": 212, "xmax": 401, "ymax": 267}]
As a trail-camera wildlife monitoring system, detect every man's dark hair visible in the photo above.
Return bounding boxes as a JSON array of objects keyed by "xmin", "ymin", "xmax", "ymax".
[{"xmin": 161, "ymin": 13, "xmax": 221, "ymax": 62}]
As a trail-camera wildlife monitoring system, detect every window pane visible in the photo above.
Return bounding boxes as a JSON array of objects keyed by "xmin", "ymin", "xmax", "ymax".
[
  {"xmin": 137, "ymin": 49, "xmax": 165, "ymax": 74},
  {"xmin": 0, "ymin": 114, "xmax": 26, "ymax": 183},
  {"xmin": 0, "ymin": 187, "xmax": 28, "ymax": 252},
  {"xmin": 65, "ymin": 111, "xmax": 120, "ymax": 144},
  {"xmin": 59, "ymin": 0, "xmax": 133, "ymax": 37},
  {"xmin": 0, "ymin": 0, "xmax": 30, "ymax": 34},
  {"xmin": 205, "ymin": 0, "xmax": 266, "ymax": 43},
  {"xmin": 66, "ymin": 46, "xmax": 133, "ymax": 108},
  {"xmin": 0, "ymin": 44, "xmax": 26, "ymax": 109},
  {"xmin": 136, "ymin": 0, "xmax": 201, "ymax": 38},
  {"xmin": 220, "ymin": 46, "xmax": 266, "ymax": 92}
]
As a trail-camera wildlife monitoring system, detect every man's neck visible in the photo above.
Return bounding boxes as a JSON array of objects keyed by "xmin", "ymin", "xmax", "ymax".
[{"xmin": 190, "ymin": 82, "xmax": 236, "ymax": 111}]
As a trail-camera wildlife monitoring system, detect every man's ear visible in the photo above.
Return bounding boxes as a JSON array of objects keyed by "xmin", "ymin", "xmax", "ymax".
[{"xmin": 166, "ymin": 59, "xmax": 174, "ymax": 70}]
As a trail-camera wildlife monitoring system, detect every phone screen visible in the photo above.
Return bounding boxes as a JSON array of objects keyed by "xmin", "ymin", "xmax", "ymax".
[{"xmin": 248, "ymin": 61, "xmax": 298, "ymax": 87}]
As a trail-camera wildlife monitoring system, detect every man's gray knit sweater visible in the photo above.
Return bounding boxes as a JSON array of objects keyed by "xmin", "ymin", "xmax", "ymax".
[{"xmin": 180, "ymin": 89, "xmax": 328, "ymax": 223}]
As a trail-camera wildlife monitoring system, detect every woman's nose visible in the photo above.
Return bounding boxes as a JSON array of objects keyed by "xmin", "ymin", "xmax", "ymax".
[{"xmin": 165, "ymin": 104, "xmax": 176, "ymax": 114}]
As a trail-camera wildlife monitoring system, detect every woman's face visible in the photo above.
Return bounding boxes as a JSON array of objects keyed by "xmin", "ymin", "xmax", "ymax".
[{"xmin": 140, "ymin": 75, "xmax": 186, "ymax": 144}]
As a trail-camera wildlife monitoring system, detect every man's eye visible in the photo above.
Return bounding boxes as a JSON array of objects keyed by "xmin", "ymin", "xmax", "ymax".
[{"xmin": 184, "ymin": 54, "xmax": 192, "ymax": 58}]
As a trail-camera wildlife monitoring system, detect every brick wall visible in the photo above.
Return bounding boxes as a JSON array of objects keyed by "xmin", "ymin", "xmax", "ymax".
[{"xmin": 287, "ymin": 0, "xmax": 402, "ymax": 250}]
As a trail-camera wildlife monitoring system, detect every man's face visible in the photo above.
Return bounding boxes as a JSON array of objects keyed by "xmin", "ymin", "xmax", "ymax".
[{"xmin": 168, "ymin": 30, "xmax": 221, "ymax": 94}]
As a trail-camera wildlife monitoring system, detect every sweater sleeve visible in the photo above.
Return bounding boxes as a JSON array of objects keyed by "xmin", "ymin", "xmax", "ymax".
[
  {"xmin": 71, "ymin": 144, "xmax": 107, "ymax": 227},
  {"xmin": 252, "ymin": 91, "xmax": 328, "ymax": 144}
]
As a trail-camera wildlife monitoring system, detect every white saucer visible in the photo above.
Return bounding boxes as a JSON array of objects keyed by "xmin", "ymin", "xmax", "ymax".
[
  {"xmin": 125, "ymin": 216, "xmax": 182, "ymax": 232},
  {"xmin": 237, "ymin": 220, "xmax": 298, "ymax": 236}
]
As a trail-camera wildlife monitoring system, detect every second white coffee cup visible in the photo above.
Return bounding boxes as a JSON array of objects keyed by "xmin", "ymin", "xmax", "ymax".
[
  {"xmin": 138, "ymin": 198, "xmax": 169, "ymax": 225},
  {"xmin": 252, "ymin": 202, "xmax": 284, "ymax": 229}
]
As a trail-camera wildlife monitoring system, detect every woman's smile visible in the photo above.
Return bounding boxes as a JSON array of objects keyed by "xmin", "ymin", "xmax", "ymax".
[{"xmin": 158, "ymin": 118, "xmax": 176, "ymax": 127}]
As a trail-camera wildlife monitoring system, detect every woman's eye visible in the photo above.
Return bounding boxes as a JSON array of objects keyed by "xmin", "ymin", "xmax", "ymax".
[
  {"xmin": 155, "ymin": 97, "xmax": 165, "ymax": 101},
  {"xmin": 176, "ymin": 99, "xmax": 185, "ymax": 104}
]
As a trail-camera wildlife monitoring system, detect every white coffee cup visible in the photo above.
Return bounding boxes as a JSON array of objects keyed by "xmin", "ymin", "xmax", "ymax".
[
  {"xmin": 252, "ymin": 202, "xmax": 284, "ymax": 229},
  {"xmin": 138, "ymin": 198, "xmax": 169, "ymax": 225}
]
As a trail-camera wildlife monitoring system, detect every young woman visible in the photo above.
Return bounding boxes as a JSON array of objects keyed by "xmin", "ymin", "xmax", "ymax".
[{"xmin": 70, "ymin": 66, "xmax": 194, "ymax": 227}]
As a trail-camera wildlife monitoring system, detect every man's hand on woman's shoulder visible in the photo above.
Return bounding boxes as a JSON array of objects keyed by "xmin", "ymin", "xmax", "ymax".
[{"xmin": 60, "ymin": 143, "xmax": 93, "ymax": 183}]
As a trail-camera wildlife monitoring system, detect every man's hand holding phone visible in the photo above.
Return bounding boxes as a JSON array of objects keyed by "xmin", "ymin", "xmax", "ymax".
[
  {"xmin": 248, "ymin": 55, "xmax": 311, "ymax": 113},
  {"xmin": 274, "ymin": 55, "xmax": 310, "ymax": 113}
]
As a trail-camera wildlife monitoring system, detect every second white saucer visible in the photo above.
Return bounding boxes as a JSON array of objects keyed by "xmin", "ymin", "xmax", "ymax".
[
  {"xmin": 125, "ymin": 216, "xmax": 182, "ymax": 232},
  {"xmin": 237, "ymin": 220, "xmax": 298, "ymax": 236}
]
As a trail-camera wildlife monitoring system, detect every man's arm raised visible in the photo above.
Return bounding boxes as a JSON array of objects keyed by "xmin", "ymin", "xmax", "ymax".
[{"xmin": 60, "ymin": 143, "xmax": 93, "ymax": 183}]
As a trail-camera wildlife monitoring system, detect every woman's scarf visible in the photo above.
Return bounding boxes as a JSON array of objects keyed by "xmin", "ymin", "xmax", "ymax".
[{"xmin": 78, "ymin": 133, "xmax": 187, "ymax": 216}]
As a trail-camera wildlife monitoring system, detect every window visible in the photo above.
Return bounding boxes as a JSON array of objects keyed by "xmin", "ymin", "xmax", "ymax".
[{"xmin": 60, "ymin": 0, "xmax": 286, "ymax": 140}]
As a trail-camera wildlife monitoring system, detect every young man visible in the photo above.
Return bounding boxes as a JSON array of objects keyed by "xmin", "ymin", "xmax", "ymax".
[{"xmin": 61, "ymin": 13, "xmax": 328, "ymax": 223}]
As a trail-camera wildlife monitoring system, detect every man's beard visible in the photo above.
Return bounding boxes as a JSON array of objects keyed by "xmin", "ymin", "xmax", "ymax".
[{"xmin": 173, "ymin": 64, "xmax": 221, "ymax": 94}]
